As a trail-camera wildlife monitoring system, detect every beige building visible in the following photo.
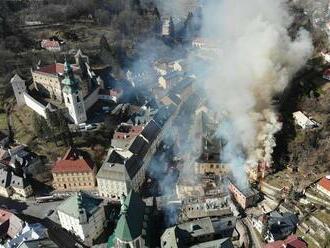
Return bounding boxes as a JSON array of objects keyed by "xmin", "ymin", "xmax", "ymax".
[
  {"xmin": 194, "ymin": 161, "xmax": 230, "ymax": 176},
  {"xmin": 52, "ymin": 148, "xmax": 96, "ymax": 191},
  {"xmin": 32, "ymin": 63, "xmax": 79, "ymax": 101},
  {"xmin": 57, "ymin": 191, "xmax": 105, "ymax": 246},
  {"xmin": 0, "ymin": 169, "xmax": 33, "ymax": 198}
]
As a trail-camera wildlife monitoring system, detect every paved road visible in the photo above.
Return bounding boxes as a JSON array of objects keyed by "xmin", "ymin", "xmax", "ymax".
[
  {"xmin": 0, "ymin": 196, "xmax": 64, "ymax": 222},
  {"xmin": 236, "ymin": 219, "xmax": 250, "ymax": 248},
  {"xmin": 242, "ymin": 217, "xmax": 264, "ymax": 248}
]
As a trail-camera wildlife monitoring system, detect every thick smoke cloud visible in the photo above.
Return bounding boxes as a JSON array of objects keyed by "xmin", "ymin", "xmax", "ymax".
[{"xmin": 197, "ymin": 0, "xmax": 313, "ymax": 186}]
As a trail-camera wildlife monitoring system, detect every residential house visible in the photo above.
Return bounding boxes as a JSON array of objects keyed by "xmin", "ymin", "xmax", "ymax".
[
  {"xmin": 17, "ymin": 238, "xmax": 59, "ymax": 248},
  {"xmin": 10, "ymin": 173, "xmax": 33, "ymax": 198},
  {"xmin": 161, "ymin": 217, "xmax": 237, "ymax": 248},
  {"xmin": 57, "ymin": 191, "xmax": 106, "ymax": 246},
  {"xmin": 107, "ymin": 190, "xmax": 156, "ymax": 248},
  {"xmin": 176, "ymin": 177, "xmax": 205, "ymax": 199},
  {"xmin": 190, "ymin": 238, "xmax": 234, "ymax": 248},
  {"xmin": 7, "ymin": 223, "xmax": 48, "ymax": 248},
  {"xmin": 52, "ymin": 148, "xmax": 96, "ymax": 192},
  {"xmin": 161, "ymin": 16, "xmax": 174, "ymax": 37},
  {"xmin": 111, "ymin": 123, "xmax": 144, "ymax": 149},
  {"xmin": 192, "ymin": 37, "xmax": 219, "ymax": 51},
  {"xmin": 0, "ymin": 169, "xmax": 13, "ymax": 197},
  {"xmin": 180, "ymin": 196, "xmax": 232, "ymax": 221},
  {"xmin": 0, "ymin": 209, "xmax": 24, "ymax": 239},
  {"xmin": 9, "ymin": 149, "xmax": 42, "ymax": 176},
  {"xmin": 293, "ymin": 111, "xmax": 319, "ymax": 129},
  {"xmin": 97, "ymin": 119, "xmax": 161, "ymax": 199},
  {"xmin": 264, "ymin": 235, "xmax": 307, "ymax": 248},
  {"xmin": 228, "ymin": 181, "xmax": 259, "ymax": 209},
  {"xmin": 317, "ymin": 175, "xmax": 330, "ymax": 198},
  {"xmin": 40, "ymin": 39, "xmax": 61, "ymax": 52},
  {"xmin": 265, "ymin": 211, "xmax": 299, "ymax": 243},
  {"xmin": 158, "ymin": 71, "xmax": 184, "ymax": 90},
  {"xmin": 194, "ymin": 161, "xmax": 230, "ymax": 177}
]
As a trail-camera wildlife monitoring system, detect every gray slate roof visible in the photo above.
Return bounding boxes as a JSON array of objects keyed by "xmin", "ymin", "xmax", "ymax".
[
  {"xmin": 57, "ymin": 191, "xmax": 103, "ymax": 219},
  {"xmin": 140, "ymin": 120, "xmax": 161, "ymax": 144}
]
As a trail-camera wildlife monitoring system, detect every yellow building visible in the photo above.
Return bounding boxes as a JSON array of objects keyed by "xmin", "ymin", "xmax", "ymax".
[
  {"xmin": 52, "ymin": 148, "xmax": 96, "ymax": 191},
  {"xmin": 194, "ymin": 161, "xmax": 230, "ymax": 176}
]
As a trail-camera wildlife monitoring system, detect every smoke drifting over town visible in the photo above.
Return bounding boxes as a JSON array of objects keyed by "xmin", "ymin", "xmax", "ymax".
[{"xmin": 197, "ymin": 0, "xmax": 313, "ymax": 185}]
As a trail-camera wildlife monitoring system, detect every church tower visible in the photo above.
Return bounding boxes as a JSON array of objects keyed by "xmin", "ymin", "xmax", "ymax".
[
  {"xmin": 62, "ymin": 60, "xmax": 87, "ymax": 124},
  {"xmin": 10, "ymin": 74, "xmax": 27, "ymax": 106}
]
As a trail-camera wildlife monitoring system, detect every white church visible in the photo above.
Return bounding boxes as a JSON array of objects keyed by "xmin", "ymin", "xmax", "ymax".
[{"xmin": 10, "ymin": 50, "xmax": 114, "ymax": 125}]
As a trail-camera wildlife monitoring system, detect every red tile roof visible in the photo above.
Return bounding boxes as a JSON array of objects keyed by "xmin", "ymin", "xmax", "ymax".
[
  {"xmin": 35, "ymin": 63, "xmax": 79, "ymax": 75},
  {"xmin": 286, "ymin": 235, "xmax": 307, "ymax": 248},
  {"xmin": 0, "ymin": 209, "xmax": 24, "ymax": 238},
  {"xmin": 0, "ymin": 209, "xmax": 12, "ymax": 223},
  {"xmin": 264, "ymin": 235, "xmax": 307, "ymax": 248},
  {"xmin": 319, "ymin": 176, "xmax": 330, "ymax": 192},
  {"xmin": 52, "ymin": 148, "xmax": 94, "ymax": 173},
  {"xmin": 41, "ymin": 39, "xmax": 60, "ymax": 49},
  {"xmin": 323, "ymin": 68, "xmax": 330, "ymax": 77}
]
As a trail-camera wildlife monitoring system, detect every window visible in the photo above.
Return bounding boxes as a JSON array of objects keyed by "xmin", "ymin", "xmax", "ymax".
[
  {"xmin": 67, "ymin": 97, "xmax": 70, "ymax": 103},
  {"xmin": 77, "ymin": 96, "xmax": 81, "ymax": 102}
]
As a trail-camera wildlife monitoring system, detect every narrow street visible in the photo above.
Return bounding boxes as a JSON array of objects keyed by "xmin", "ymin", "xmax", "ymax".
[{"xmin": 242, "ymin": 217, "xmax": 264, "ymax": 248}]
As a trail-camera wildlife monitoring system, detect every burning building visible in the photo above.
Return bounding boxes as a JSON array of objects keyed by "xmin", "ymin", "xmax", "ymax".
[
  {"xmin": 228, "ymin": 181, "xmax": 259, "ymax": 209},
  {"xmin": 180, "ymin": 196, "xmax": 232, "ymax": 221}
]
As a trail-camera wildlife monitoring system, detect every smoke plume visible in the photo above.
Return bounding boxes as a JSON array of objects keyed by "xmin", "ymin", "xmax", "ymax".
[{"xmin": 197, "ymin": 0, "xmax": 313, "ymax": 186}]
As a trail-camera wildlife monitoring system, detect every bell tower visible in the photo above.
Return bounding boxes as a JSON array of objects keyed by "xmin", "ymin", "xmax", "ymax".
[{"xmin": 62, "ymin": 60, "xmax": 87, "ymax": 124}]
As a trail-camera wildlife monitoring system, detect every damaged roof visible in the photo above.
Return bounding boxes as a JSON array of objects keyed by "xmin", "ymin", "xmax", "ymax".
[{"xmin": 154, "ymin": 104, "xmax": 177, "ymax": 127}]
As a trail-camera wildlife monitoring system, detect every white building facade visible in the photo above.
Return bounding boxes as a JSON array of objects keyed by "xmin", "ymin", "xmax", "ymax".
[{"xmin": 57, "ymin": 192, "xmax": 105, "ymax": 246}]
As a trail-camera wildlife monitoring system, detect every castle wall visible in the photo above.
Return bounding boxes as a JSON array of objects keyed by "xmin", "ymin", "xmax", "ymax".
[
  {"xmin": 84, "ymin": 86, "xmax": 100, "ymax": 111},
  {"xmin": 23, "ymin": 93, "xmax": 48, "ymax": 119}
]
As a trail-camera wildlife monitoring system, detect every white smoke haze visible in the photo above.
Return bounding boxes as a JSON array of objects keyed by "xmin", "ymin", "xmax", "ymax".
[{"xmin": 196, "ymin": 0, "xmax": 313, "ymax": 186}]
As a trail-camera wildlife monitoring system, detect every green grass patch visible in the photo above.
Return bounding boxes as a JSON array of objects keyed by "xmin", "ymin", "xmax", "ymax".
[{"xmin": 0, "ymin": 113, "xmax": 8, "ymax": 130}]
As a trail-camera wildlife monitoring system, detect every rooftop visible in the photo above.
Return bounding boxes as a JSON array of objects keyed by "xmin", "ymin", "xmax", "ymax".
[
  {"xmin": 114, "ymin": 190, "xmax": 146, "ymax": 242},
  {"xmin": 190, "ymin": 238, "xmax": 234, "ymax": 248},
  {"xmin": 140, "ymin": 120, "xmax": 161, "ymax": 144},
  {"xmin": 17, "ymin": 238, "xmax": 59, "ymax": 248},
  {"xmin": 34, "ymin": 63, "xmax": 79, "ymax": 76},
  {"xmin": 318, "ymin": 176, "xmax": 330, "ymax": 191},
  {"xmin": 229, "ymin": 181, "xmax": 258, "ymax": 198},
  {"xmin": 264, "ymin": 235, "xmax": 307, "ymax": 248},
  {"xmin": 57, "ymin": 191, "xmax": 103, "ymax": 219},
  {"xmin": 97, "ymin": 148, "xmax": 143, "ymax": 181},
  {"xmin": 52, "ymin": 148, "xmax": 94, "ymax": 173}
]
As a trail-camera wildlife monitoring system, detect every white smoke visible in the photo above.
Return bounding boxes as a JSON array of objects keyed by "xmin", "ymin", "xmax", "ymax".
[{"xmin": 196, "ymin": 0, "xmax": 313, "ymax": 186}]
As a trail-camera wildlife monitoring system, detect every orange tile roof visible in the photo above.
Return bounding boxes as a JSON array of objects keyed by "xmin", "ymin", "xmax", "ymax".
[
  {"xmin": 35, "ymin": 63, "xmax": 79, "ymax": 75},
  {"xmin": 264, "ymin": 235, "xmax": 307, "ymax": 248},
  {"xmin": 52, "ymin": 148, "xmax": 94, "ymax": 173},
  {"xmin": 319, "ymin": 176, "xmax": 330, "ymax": 192},
  {"xmin": 0, "ymin": 209, "xmax": 12, "ymax": 223}
]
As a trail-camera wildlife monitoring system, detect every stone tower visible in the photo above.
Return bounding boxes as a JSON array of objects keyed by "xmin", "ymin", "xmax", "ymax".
[
  {"xmin": 10, "ymin": 74, "xmax": 26, "ymax": 106},
  {"xmin": 62, "ymin": 60, "xmax": 87, "ymax": 124}
]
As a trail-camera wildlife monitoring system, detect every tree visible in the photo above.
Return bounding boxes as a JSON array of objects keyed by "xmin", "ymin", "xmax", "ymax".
[
  {"xmin": 32, "ymin": 113, "xmax": 51, "ymax": 139},
  {"xmin": 95, "ymin": 9, "xmax": 111, "ymax": 25},
  {"xmin": 47, "ymin": 110, "xmax": 72, "ymax": 146}
]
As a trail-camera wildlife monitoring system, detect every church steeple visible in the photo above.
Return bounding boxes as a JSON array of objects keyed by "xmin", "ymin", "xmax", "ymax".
[
  {"xmin": 62, "ymin": 59, "xmax": 79, "ymax": 94},
  {"xmin": 62, "ymin": 58, "xmax": 87, "ymax": 124}
]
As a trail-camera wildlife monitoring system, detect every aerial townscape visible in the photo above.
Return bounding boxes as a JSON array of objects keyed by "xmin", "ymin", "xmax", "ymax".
[{"xmin": 0, "ymin": 0, "xmax": 330, "ymax": 247}]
